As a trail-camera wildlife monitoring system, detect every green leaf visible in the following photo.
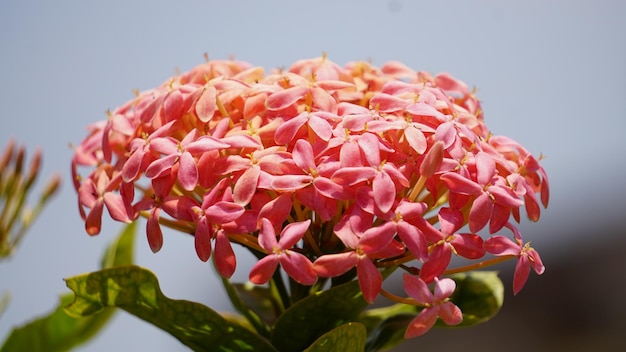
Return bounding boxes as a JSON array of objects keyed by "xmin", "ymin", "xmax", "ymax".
[
  {"xmin": 358, "ymin": 271, "xmax": 504, "ymax": 352},
  {"xmin": 359, "ymin": 305, "xmax": 415, "ymax": 352},
  {"xmin": 1, "ymin": 222, "xmax": 136, "ymax": 352},
  {"xmin": 222, "ymin": 279, "xmax": 279, "ymax": 337},
  {"xmin": 64, "ymin": 265, "xmax": 278, "ymax": 352},
  {"xmin": 271, "ymin": 280, "xmax": 368, "ymax": 352},
  {"xmin": 303, "ymin": 322, "xmax": 366, "ymax": 352},
  {"xmin": 442, "ymin": 271, "xmax": 503, "ymax": 327}
]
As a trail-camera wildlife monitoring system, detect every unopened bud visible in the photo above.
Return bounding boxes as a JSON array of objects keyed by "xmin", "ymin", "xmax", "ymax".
[
  {"xmin": 420, "ymin": 140, "xmax": 444, "ymax": 177},
  {"xmin": 25, "ymin": 148, "xmax": 43, "ymax": 189},
  {"xmin": 0, "ymin": 139, "xmax": 16, "ymax": 171},
  {"xmin": 40, "ymin": 173, "xmax": 62, "ymax": 203}
]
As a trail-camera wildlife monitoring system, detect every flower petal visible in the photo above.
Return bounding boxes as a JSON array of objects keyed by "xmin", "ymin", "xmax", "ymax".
[
  {"xmin": 280, "ymin": 251, "xmax": 317, "ymax": 285},
  {"xmin": 249, "ymin": 255, "xmax": 279, "ymax": 285}
]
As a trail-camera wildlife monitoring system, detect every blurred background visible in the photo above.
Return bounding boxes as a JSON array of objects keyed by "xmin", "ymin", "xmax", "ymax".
[{"xmin": 1, "ymin": 1, "xmax": 624, "ymax": 351}]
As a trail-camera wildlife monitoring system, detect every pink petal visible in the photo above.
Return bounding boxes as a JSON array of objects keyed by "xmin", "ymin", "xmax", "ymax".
[
  {"xmin": 258, "ymin": 193, "xmax": 292, "ymax": 227},
  {"xmin": 438, "ymin": 207, "xmax": 463, "ymax": 235},
  {"xmin": 186, "ymin": 136, "xmax": 230, "ymax": 153},
  {"xmin": 402, "ymin": 274, "xmax": 433, "ymax": 305},
  {"xmin": 357, "ymin": 133, "xmax": 381, "ymax": 167},
  {"xmin": 78, "ymin": 178, "xmax": 98, "ymax": 208},
  {"xmin": 404, "ymin": 308, "xmax": 438, "ymax": 338},
  {"xmin": 178, "ymin": 151, "xmax": 198, "ymax": 191},
  {"xmin": 357, "ymin": 258, "xmax": 382, "ymax": 303},
  {"xmin": 450, "ymin": 234, "xmax": 485, "ymax": 259},
  {"xmin": 359, "ymin": 221, "xmax": 397, "ymax": 254},
  {"xmin": 405, "ymin": 102, "xmax": 446, "ymax": 120},
  {"xmin": 266, "ymin": 86, "xmax": 308, "ymax": 111},
  {"xmin": 469, "ymin": 192, "xmax": 493, "ymax": 233},
  {"xmin": 145, "ymin": 154, "xmax": 176, "ymax": 179},
  {"xmin": 484, "ymin": 235, "xmax": 521, "ymax": 256},
  {"xmin": 433, "ymin": 278, "xmax": 456, "ymax": 300},
  {"xmin": 420, "ymin": 245, "xmax": 452, "ymax": 283},
  {"xmin": 249, "ymin": 255, "xmax": 279, "ymax": 285},
  {"xmin": 308, "ymin": 114, "xmax": 333, "ymax": 141},
  {"xmin": 194, "ymin": 218, "xmax": 213, "ymax": 262},
  {"xmin": 280, "ymin": 251, "xmax": 317, "ymax": 285},
  {"xmin": 528, "ymin": 248, "xmax": 545, "ymax": 275},
  {"xmin": 373, "ymin": 171, "xmax": 396, "ymax": 213},
  {"xmin": 205, "ymin": 201, "xmax": 245, "ymax": 224},
  {"xmin": 258, "ymin": 218, "xmax": 278, "ymax": 252},
  {"xmin": 513, "ymin": 255, "xmax": 531, "ymax": 295},
  {"xmin": 332, "ymin": 167, "xmax": 377, "ymax": 185},
  {"xmin": 233, "ymin": 165, "xmax": 260, "ymax": 205},
  {"xmin": 147, "ymin": 208, "xmax": 163, "ymax": 253},
  {"xmin": 369, "ymin": 93, "xmax": 408, "ymax": 113},
  {"xmin": 103, "ymin": 192, "xmax": 132, "ymax": 223},
  {"xmin": 313, "ymin": 177, "xmax": 349, "ymax": 199},
  {"xmin": 149, "ymin": 137, "xmax": 178, "ymax": 155},
  {"xmin": 214, "ymin": 230, "xmax": 236, "ymax": 278},
  {"xmin": 440, "ymin": 172, "xmax": 482, "ymax": 195},
  {"xmin": 122, "ymin": 146, "xmax": 146, "ymax": 182},
  {"xmin": 164, "ymin": 89, "xmax": 185, "ymax": 121},
  {"xmin": 434, "ymin": 122, "xmax": 456, "ymax": 149},
  {"xmin": 274, "ymin": 112, "xmax": 308, "ymax": 145},
  {"xmin": 339, "ymin": 141, "xmax": 362, "ymax": 167},
  {"xmin": 278, "ymin": 219, "xmax": 311, "ymax": 249},
  {"xmin": 489, "ymin": 203, "xmax": 511, "ymax": 234},
  {"xmin": 420, "ymin": 141, "xmax": 444, "ymax": 177},
  {"xmin": 438, "ymin": 302, "xmax": 463, "ymax": 326},
  {"xmin": 475, "ymin": 152, "xmax": 496, "ymax": 186},
  {"xmin": 195, "ymin": 86, "xmax": 217, "ymax": 122},
  {"xmin": 405, "ymin": 126, "xmax": 427, "ymax": 154},
  {"xmin": 85, "ymin": 199, "xmax": 104, "ymax": 235},
  {"xmin": 161, "ymin": 195, "xmax": 196, "ymax": 222},
  {"xmin": 397, "ymin": 221, "xmax": 428, "ymax": 262},
  {"xmin": 310, "ymin": 86, "xmax": 337, "ymax": 112},
  {"xmin": 313, "ymin": 252, "xmax": 359, "ymax": 277},
  {"xmin": 293, "ymin": 139, "xmax": 316, "ymax": 171}
]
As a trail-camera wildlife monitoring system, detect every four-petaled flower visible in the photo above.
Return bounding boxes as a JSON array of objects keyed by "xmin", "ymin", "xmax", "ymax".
[
  {"xmin": 403, "ymin": 274, "xmax": 463, "ymax": 338},
  {"xmin": 249, "ymin": 218, "xmax": 317, "ymax": 286},
  {"xmin": 484, "ymin": 223, "xmax": 545, "ymax": 295}
]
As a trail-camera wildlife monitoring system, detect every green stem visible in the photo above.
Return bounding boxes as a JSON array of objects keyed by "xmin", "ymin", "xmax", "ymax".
[{"xmin": 271, "ymin": 268, "xmax": 292, "ymax": 310}]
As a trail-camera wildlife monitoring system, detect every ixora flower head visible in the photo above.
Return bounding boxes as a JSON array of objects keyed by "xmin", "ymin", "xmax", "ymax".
[{"xmin": 72, "ymin": 55, "xmax": 549, "ymax": 340}]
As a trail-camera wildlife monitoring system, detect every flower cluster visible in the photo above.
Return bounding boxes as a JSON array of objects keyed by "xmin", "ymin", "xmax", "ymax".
[{"xmin": 72, "ymin": 55, "xmax": 549, "ymax": 337}]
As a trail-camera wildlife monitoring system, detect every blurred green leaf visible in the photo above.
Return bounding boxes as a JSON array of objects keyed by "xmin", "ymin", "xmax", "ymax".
[
  {"xmin": 358, "ymin": 271, "xmax": 504, "ymax": 352},
  {"xmin": 64, "ymin": 265, "xmax": 278, "ymax": 352},
  {"xmin": 443, "ymin": 271, "xmax": 503, "ymax": 327},
  {"xmin": 222, "ymin": 279, "xmax": 278, "ymax": 338},
  {"xmin": 303, "ymin": 322, "xmax": 366, "ymax": 352},
  {"xmin": 0, "ymin": 222, "xmax": 136, "ymax": 352},
  {"xmin": 271, "ymin": 280, "xmax": 368, "ymax": 352}
]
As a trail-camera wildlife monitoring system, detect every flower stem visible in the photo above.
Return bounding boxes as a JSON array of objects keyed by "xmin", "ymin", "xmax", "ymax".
[
  {"xmin": 443, "ymin": 255, "xmax": 516, "ymax": 275},
  {"xmin": 380, "ymin": 288, "xmax": 419, "ymax": 306}
]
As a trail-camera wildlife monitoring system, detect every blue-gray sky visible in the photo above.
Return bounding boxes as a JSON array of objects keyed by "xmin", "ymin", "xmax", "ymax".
[{"xmin": 1, "ymin": 1, "xmax": 625, "ymax": 351}]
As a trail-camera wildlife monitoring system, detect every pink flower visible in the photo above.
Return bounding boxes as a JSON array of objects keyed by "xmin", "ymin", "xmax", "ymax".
[
  {"xmin": 249, "ymin": 218, "xmax": 317, "ymax": 286},
  {"xmin": 313, "ymin": 207, "xmax": 404, "ymax": 303},
  {"xmin": 146, "ymin": 129, "xmax": 229, "ymax": 191},
  {"xmin": 403, "ymin": 274, "xmax": 463, "ymax": 338},
  {"xmin": 78, "ymin": 169, "xmax": 133, "ymax": 235},
  {"xmin": 484, "ymin": 223, "xmax": 545, "ymax": 295},
  {"xmin": 191, "ymin": 178, "xmax": 245, "ymax": 278},
  {"xmin": 419, "ymin": 207, "xmax": 485, "ymax": 283},
  {"xmin": 440, "ymin": 151, "xmax": 523, "ymax": 233}
]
